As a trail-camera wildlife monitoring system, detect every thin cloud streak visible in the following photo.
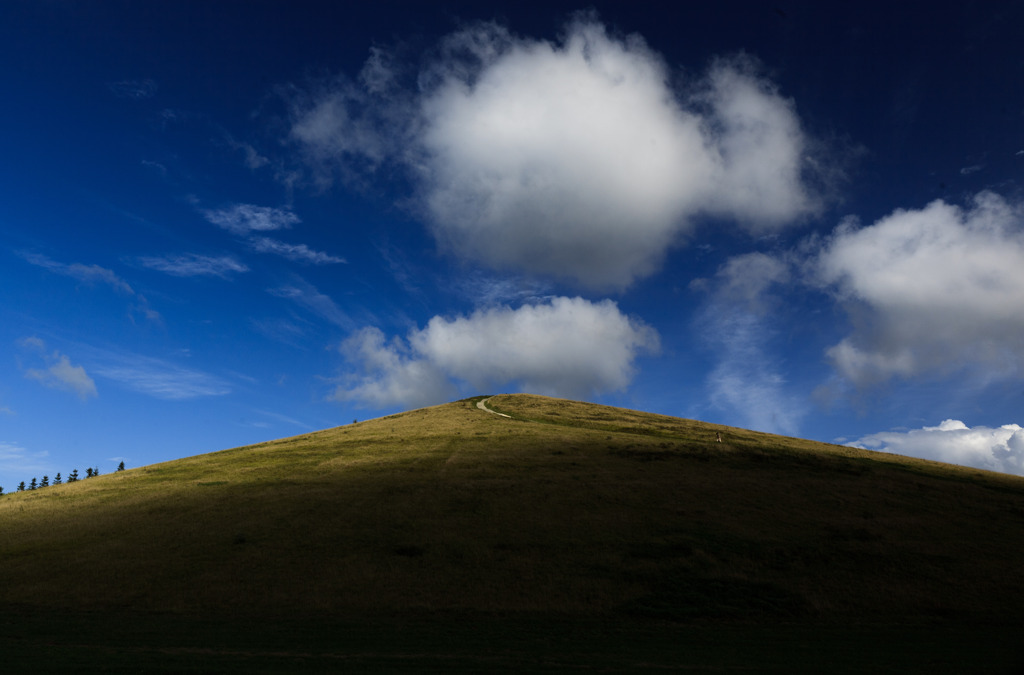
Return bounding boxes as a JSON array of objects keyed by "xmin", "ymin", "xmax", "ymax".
[
  {"xmin": 694, "ymin": 253, "xmax": 805, "ymax": 435},
  {"xmin": 268, "ymin": 278, "xmax": 354, "ymax": 330},
  {"xmin": 0, "ymin": 441, "xmax": 52, "ymax": 480},
  {"xmin": 20, "ymin": 252, "xmax": 161, "ymax": 322},
  {"xmin": 249, "ymin": 237, "xmax": 345, "ymax": 264},
  {"xmin": 89, "ymin": 356, "xmax": 232, "ymax": 400},
  {"xmin": 202, "ymin": 204, "xmax": 300, "ymax": 235},
  {"xmin": 21, "ymin": 252, "xmax": 135, "ymax": 294},
  {"xmin": 64, "ymin": 343, "xmax": 233, "ymax": 400},
  {"xmin": 138, "ymin": 253, "xmax": 250, "ymax": 278}
]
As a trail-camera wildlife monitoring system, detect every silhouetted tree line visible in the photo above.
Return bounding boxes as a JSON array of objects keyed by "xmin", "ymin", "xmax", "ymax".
[{"xmin": 1, "ymin": 462, "xmax": 126, "ymax": 497}]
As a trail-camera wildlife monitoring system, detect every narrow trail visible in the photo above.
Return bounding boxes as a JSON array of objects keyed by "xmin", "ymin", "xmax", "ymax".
[{"xmin": 476, "ymin": 397, "xmax": 511, "ymax": 418}]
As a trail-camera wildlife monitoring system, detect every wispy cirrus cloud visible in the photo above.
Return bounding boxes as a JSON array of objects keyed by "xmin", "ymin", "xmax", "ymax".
[
  {"xmin": 0, "ymin": 441, "xmax": 51, "ymax": 483},
  {"xmin": 18, "ymin": 337, "xmax": 98, "ymax": 400},
  {"xmin": 20, "ymin": 252, "xmax": 161, "ymax": 322},
  {"xmin": 202, "ymin": 203, "xmax": 300, "ymax": 235},
  {"xmin": 249, "ymin": 237, "xmax": 345, "ymax": 264},
  {"xmin": 21, "ymin": 252, "xmax": 135, "ymax": 294},
  {"xmin": 249, "ymin": 317, "xmax": 308, "ymax": 347},
  {"xmin": 693, "ymin": 252, "xmax": 805, "ymax": 435},
  {"xmin": 268, "ymin": 278, "xmax": 354, "ymax": 329},
  {"xmin": 138, "ymin": 253, "xmax": 250, "ymax": 278},
  {"xmin": 85, "ymin": 349, "xmax": 232, "ymax": 400},
  {"xmin": 200, "ymin": 203, "xmax": 343, "ymax": 265}
]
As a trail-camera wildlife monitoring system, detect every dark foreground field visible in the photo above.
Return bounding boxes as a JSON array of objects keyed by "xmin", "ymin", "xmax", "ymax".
[
  {"xmin": 4, "ymin": 610, "xmax": 1023, "ymax": 673},
  {"xmin": 3, "ymin": 395, "xmax": 1023, "ymax": 671}
]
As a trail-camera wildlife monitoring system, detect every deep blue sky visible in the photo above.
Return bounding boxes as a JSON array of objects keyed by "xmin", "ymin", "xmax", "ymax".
[{"xmin": 2, "ymin": 0, "xmax": 1024, "ymax": 488}]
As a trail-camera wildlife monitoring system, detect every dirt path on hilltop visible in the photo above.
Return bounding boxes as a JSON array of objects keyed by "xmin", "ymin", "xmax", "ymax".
[{"xmin": 476, "ymin": 397, "xmax": 511, "ymax": 418}]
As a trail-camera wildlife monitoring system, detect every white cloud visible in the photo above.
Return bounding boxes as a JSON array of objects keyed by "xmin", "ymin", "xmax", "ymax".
[
  {"xmin": 18, "ymin": 336, "xmax": 45, "ymax": 351},
  {"xmin": 286, "ymin": 76, "xmax": 400, "ymax": 187},
  {"xmin": 701, "ymin": 251, "xmax": 790, "ymax": 310},
  {"xmin": 139, "ymin": 254, "xmax": 250, "ymax": 277},
  {"xmin": 418, "ymin": 25, "xmax": 818, "ymax": 290},
  {"xmin": 816, "ymin": 191, "xmax": 1024, "ymax": 386},
  {"xmin": 21, "ymin": 252, "xmax": 135, "ymax": 295},
  {"xmin": 202, "ymin": 204, "xmax": 300, "ymax": 235},
  {"xmin": 249, "ymin": 237, "xmax": 345, "ymax": 264},
  {"xmin": 288, "ymin": 18, "xmax": 823, "ymax": 290},
  {"xmin": 335, "ymin": 297, "xmax": 658, "ymax": 409},
  {"xmin": 89, "ymin": 353, "xmax": 231, "ymax": 400},
  {"xmin": 19, "ymin": 338, "xmax": 98, "ymax": 400},
  {"xmin": 335, "ymin": 327, "xmax": 456, "ymax": 410},
  {"xmin": 198, "ymin": 204, "xmax": 343, "ymax": 265},
  {"xmin": 695, "ymin": 252, "xmax": 804, "ymax": 435},
  {"xmin": 268, "ymin": 278, "xmax": 353, "ymax": 329},
  {"xmin": 850, "ymin": 420, "xmax": 1024, "ymax": 476},
  {"xmin": 20, "ymin": 252, "xmax": 160, "ymax": 322}
]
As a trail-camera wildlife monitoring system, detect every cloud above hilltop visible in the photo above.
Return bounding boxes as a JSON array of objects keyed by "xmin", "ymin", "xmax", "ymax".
[
  {"xmin": 287, "ymin": 17, "xmax": 825, "ymax": 290},
  {"xmin": 851, "ymin": 419, "xmax": 1024, "ymax": 476},
  {"xmin": 334, "ymin": 297, "xmax": 658, "ymax": 409}
]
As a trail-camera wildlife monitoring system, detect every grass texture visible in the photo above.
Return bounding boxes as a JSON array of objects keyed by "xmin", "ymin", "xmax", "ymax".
[{"xmin": 2, "ymin": 394, "xmax": 1023, "ymax": 670}]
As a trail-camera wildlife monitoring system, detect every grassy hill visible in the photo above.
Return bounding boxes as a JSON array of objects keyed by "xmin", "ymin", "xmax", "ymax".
[{"xmin": 2, "ymin": 394, "xmax": 1024, "ymax": 672}]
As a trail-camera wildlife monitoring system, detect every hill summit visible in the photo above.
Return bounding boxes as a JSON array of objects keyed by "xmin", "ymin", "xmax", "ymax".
[{"xmin": 3, "ymin": 394, "xmax": 1024, "ymax": 670}]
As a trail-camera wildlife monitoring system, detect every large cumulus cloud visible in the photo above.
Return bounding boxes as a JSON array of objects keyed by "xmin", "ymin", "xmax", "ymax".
[
  {"xmin": 851, "ymin": 419, "xmax": 1024, "ymax": 476},
  {"xmin": 334, "ymin": 297, "xmax": 658, "ymax": 409},
  {"xmin": 817, "ymin": 191, "xmax": 1024, "ymax": 386},
  {"xmin": 289, "ymin": 17, "xmax": 822, "ymax": 290}
]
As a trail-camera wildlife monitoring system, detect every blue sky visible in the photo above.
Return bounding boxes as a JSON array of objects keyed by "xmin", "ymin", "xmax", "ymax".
[{"xmin": 2, "ymin": 0, "xmax": 1024, "ymax": 488}]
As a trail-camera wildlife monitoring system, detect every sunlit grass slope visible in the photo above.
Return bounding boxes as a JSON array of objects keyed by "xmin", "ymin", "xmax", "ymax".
[{"xmin": 3, "ymin": 394, "xmax": 1024, "ymax": 624}]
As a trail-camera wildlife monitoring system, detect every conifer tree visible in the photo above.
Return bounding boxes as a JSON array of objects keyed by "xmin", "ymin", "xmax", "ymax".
[
  {"xmin": 18, "ymin": 481, "xmax": 25, "ymax": 492},
  {"xmin": 0, "ymin": 485, "xmax": 4, "ymax": 496},
  {"xmin": 117, "ymin": 461, "xmax": 125, "ymax": 472},
  {"xmin": 54, "ymin": 473, "xmax": 62, "ymax": 485},
  {"xmin": 93, "ymin": 467, "xmax": 100, "ymax": 477},
  {"xmin": 40, "ymin": 475, "xmax": 49, "ymax": 487},
  {"xmin": 86, "ymin": 468, "xmax": 94, "ymax": 478},
  {"xmin": 68, "ymin": 469, "xmax": 78, "ymax": 483},
  {"xmin": 29, "ymin": 477, "xmax": 37, "ymax": 490}
]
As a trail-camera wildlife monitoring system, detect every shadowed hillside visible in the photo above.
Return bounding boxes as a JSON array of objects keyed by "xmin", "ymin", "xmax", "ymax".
[{"xmin": 3, "ymin": 394, "xmax": 1024, "ymax": 671}]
